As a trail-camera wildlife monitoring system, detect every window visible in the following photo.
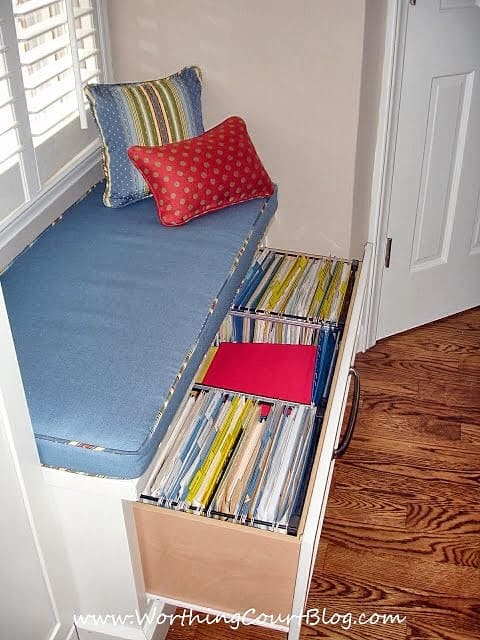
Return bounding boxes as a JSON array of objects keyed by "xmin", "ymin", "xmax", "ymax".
[{"xmin": 0, "ymin": 0, "xmax": 107, "ymax": 227}]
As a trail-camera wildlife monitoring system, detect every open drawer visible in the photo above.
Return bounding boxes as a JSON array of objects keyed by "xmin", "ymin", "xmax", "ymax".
[{"xmin": 127, "ymin": 243, "xmax": 372, "ymax": 638}]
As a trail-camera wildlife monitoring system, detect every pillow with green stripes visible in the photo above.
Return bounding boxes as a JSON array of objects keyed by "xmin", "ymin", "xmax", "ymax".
[{"xmin": 85, "ymin": 67, "xmax": 204, "ymax": 208}]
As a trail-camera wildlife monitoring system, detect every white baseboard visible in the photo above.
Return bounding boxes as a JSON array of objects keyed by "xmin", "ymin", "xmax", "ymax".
[{"xmin": 0, "ymin": 143, "xmax": 103, "ymax": 271}]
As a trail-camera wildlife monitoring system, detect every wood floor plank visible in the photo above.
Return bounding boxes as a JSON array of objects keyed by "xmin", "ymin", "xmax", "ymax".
[
  {"xmin": 350, "ymin": 358, "xmax": 419, "ymax": 396},
  {"xmin": 192, "ymin": 620, "xmax": 284, "ymax": 640},
  {"xmin": 319, "ymin": 543, "xmax": 480, "ymax": 599},
  {"xmin": 343, "ymin": 435, "xmax": 480, "ymax": 487},
  {"xmin": 307, "ymin": 576, "xmax": 480, "ymax": 638},
  {"xmin": 355, "ymin": 348, "xmax": 459, "ymax": 384},
  {"xmin": 360, "ymin": 391, "xmax": 480, "ymax": 424},
  {"xmin": 434, "ymin": 307, "xmax": 480, "ymax": 333},
  {"xmin": 300, "ymin": 620, "xmax": 407, "ymax": 639},
  {"xmin": 324, "ymin": 486, "xmax": 407, "ymax": 528},
  {"xmin": 313, "ymin": 538, "xmax": 329, "ymax": 573},
  {"xmin": 460, "ymin": 423, "xmax": 480, "ymax": 446},
  {"xmin": 418, "ymin": 379, "xmax": 480, "ymax": 411},
  {"xmin": 322, "ymin": 519, "xmax": 480, "ymax": 568},
  {"xmin": 460, "ymin": 351, "xmax": 480, "ymax": 377},
  {"xmin": 332, "ymin": 462, "xmax": 480, "ymax": 510},
  {"xmin": 372, "ymin": 333, "xmax": 478, "ymax": 366},
  {"xmin": 405, "ymin": 503, "xmax": 480, "ymax": 535},
  {"xmin": 165, "ymin": 610, "xmax": 199, "ymax": 640},
  {"xmin": 406, "ymin": 615, "xmax": 480, "ymax": 640},
  {"xmin": 349, "ymin": 413, "xmax": 462, "ymax": 445},
  {"xmin": 379, "ymin": 311, "xmax": 480, "ymax": 346},
  {"xmin": 307, "ymin": 571, "xmax": 480, "ymax": 624}
]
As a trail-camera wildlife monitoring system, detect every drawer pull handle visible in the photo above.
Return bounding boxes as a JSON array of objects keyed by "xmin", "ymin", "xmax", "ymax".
[{"xmin": 333, "ymin": 367, "xmax": 360, "ymax": 459}]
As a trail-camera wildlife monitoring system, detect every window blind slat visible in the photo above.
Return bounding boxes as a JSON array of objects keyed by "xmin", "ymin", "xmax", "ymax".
[
  {"xmin": 13, "ymin": 0, "xmax": 62, "ymax": 17},
  {"xmin": 0, "ymin": 143, "xmax": 24, "ymax": 164},
  {"xmin": 19, "ymin": 35, "xmax": 69, "ymax": 66},
  {"xmin": 0, "ymin": 118, "xmax": 19, "ymax": 136},
  {"xmin": 15, "ymin": 6, "xmax": 94, "ymax": 41},
  {"xmin": 0, "ymin": 94, "xmax": 15, "ymax": 109},
  {"xmin": 16, "ymin": 15, "xmax": 68, "ymax": 43},
  {"xmin": 15, "ymin": 0, "xmax": 94, "ymax": 18},
  {"xmin": 27, "ymin": 83, "xmax": 75, "ymax": 114},
  {"xmin": 27, "ymin": 65, "xmax": 99, "ymax": 117},
  {"xmin": 30, "ymin": 102, "xmax": 80, "ymax": 136},
  {"xmin": 23, "ymin": 47, "xmax": 97, "ymax": 90},
  {"xmin": 19, "ymin": 26, "xmax": 95, "ymax": 65}
]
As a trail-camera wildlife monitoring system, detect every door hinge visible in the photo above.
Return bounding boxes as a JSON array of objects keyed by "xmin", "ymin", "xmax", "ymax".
[
  {"xmin": 385, "ymin": 237, "xmax": 392, "ymax": 268},
  {"xmin": 410, "ymin": 0, "xmax": 416, "ymax": 6}
]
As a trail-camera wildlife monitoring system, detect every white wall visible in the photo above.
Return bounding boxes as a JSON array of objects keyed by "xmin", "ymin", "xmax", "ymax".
[{"xmin": 106, "ymin": 0, "xmax": 386, "ymax": 258}]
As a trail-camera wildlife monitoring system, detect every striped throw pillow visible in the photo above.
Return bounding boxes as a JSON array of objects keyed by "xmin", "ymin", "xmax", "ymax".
[{"xmin": 85, "ymin": 66, "xmax": 204, "ymax": 208}]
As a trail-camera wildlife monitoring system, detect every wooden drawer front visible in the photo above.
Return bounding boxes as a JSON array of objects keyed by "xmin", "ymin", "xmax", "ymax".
[{"xmin": 132, "ymin": 502, "xmax": 300, "ymax": 618}]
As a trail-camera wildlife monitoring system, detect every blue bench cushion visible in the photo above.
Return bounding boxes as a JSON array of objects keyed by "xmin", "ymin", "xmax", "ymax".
[{"xmin": 1, "ymin": 184, "xmax": 276, "ymax": 478}]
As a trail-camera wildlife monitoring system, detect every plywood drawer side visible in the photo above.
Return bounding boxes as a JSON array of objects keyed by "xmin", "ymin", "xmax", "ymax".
[{"xmin": 132, "ymin": 502, "xmax": 300, "ymax": 618}]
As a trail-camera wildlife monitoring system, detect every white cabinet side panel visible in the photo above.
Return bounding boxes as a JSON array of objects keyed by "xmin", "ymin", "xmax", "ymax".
[
  {"xmin": 0, "ymin": 284, "xmax": 76, "ymax": 639},
  {"xmin": 0, "ymin": 418, "xmax": 57, "ymax": 639}
]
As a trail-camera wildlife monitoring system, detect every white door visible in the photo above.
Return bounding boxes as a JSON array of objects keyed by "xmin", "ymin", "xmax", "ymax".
[{"xmin": 377, "ymin": 0, "xmax": 480, "ymax": 339}]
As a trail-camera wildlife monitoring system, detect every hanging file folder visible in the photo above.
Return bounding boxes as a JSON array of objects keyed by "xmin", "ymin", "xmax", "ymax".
[{"xmin": 202, "ymin": 342, "xmax": 317, "ymax": 404}]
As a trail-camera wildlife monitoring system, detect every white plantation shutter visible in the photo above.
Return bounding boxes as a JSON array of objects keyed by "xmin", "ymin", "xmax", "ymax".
[
  {"xmin": 0, "ymin": 0, "xmax": 107, "ymax": 227},
  {"xmin": 0, "ymin": 42, "xmax": 21, "ymax": 165},
  {"xmin": 13, "ymin": 0, "xmax": 101, "ymax": 142},
  {"xmin": 0, "ymin": 13, "xmax": 33, "ymax": 221}
]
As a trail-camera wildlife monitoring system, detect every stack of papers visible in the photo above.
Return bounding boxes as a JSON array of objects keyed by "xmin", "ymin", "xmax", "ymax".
[
  {"xmin": 312, "ymin": 326, "xmax": 341, "ymax": 406},
  {"xmin": 232, "ymin": 249, "xmax": 354, "ymax": 325},
  {"xmin": 220, "ymin": 250, "xmax": 354, "ymax": 345},
  {"xmin": 147, "ymin": 248, "xmax": 356, "ymax": 535},
  {"xmin": 150, "ymin": 390, "xmax": 317, "ymax": 534}
]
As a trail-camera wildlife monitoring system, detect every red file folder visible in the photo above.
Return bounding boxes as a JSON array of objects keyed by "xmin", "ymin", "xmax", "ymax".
[{"xmin": 202, "ymin": 342, "xmax": 317, "ymax": 404}]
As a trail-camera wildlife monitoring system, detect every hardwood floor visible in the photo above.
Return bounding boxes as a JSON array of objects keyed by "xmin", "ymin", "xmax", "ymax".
[{"xmin": 166, "ymin": 308, "xmax": 480, "ymax": 640}]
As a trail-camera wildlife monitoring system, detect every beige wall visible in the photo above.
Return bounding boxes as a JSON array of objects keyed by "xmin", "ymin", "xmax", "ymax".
[
  {"xmin": 351, "ymin": 0, "xmax": 387, "ymax": 258},
  {"xmin": 106, "ymin": 0, "xmax": 385, "ymax": 258}
]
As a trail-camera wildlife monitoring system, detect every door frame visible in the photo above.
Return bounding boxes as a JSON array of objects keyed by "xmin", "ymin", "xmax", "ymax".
[{"xmin": 363, "ymin": 0, "xmax": 410, "ymax": 349}]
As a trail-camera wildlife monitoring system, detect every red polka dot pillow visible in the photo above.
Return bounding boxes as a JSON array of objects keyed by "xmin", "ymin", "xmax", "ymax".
[{"xmin": 127, "ymin": 116, "xmax": 274, "ymax": 226}]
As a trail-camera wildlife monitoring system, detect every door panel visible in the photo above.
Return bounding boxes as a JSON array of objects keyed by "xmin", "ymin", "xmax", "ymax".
[
  {"xmin": 377, "ymin": 0, "xmax": 480, "ymax": 338},
  {"xmin": 411, "ymin": 72, "xmax": 472, "ymax": 271}
]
